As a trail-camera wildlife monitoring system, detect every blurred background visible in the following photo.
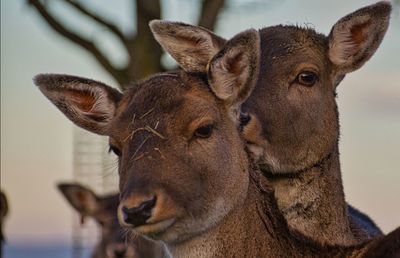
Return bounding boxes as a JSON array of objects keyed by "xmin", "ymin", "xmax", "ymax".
[{"xmin": 1, "ymin": 0, "xmax": 399, "ymax": 257}]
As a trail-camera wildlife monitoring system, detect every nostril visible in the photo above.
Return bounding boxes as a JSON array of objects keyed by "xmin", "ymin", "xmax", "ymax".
[
  {"xmin": 114, "ymin": 249, "xmax": 127, "ymax": 257},
  {"xmin": 122, "ymin": 196, "xmax": 157, "ymax": 227}
]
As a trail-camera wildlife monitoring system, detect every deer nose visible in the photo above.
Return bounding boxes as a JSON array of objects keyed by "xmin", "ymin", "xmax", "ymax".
[
  {"xmin": 122, "ymin": 196, "xmax": 157, "ymax": 227},
  {"xmin": 113, "ymin": 249, "xmax": 126, "ymax": 258},
  {"xmin": 108, "ymin": 243, "xmax": 128, "ymax": 258}
]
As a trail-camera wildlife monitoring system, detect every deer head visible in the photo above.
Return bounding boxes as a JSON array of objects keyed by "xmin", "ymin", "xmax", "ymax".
[
  {"xmin": 58, "ymin": 183, "xmax": 153, "ymax": 258},
  {"xmin": 240, "ymin": 1, "xmax": 392, "ymax": 173},
  {"xmin": 150, "ymin": 2, "xmax": 391, "ymax": 174},
  {"xmin": 35, "ymin": 28, "xmax": 260, "ymax": 245}
]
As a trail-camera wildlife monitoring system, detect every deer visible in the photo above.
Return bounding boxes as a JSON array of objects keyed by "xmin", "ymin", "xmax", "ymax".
[
  {"xmin": 147, "ymin": 1, "xmax": 392, "ymax": 245},
  {"xmin": 34, "ymin": 28, "xmax": 400, "ymax": 257},
  {"xmin": 57, "ymin": 183, "xmax": 167, "ymax": 258},
  {"xmin": 0, "ymin": 191, "xmax": 9, "ymax": 258}
]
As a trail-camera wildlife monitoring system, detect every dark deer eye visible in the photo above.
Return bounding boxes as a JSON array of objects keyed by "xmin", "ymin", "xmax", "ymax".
[
  {"xmin": 239, "ymin": 112, "xmax": 251, "ymax": 126},
  {"xmin": 194, "ymin": 124, "xmax": 214, "ymax": 138},
  {"xmin": 296, "ymin": 71, "xmax": 318, "ymax": 86},
  {"xmin": 108, "ymin": 145, "xmax": 121, "ymax": 156}
]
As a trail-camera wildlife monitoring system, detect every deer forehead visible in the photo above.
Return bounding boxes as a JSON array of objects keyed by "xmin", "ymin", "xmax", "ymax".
[
  {"xmin": 260, "ymin": 26, "xmax": 327, "ymax": 64},
  {"xmin": 112, "ymin": 73, "xmax": 221, "ymax": 139}
]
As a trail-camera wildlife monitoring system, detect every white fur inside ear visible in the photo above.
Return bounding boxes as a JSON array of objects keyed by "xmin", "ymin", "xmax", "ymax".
[
  {"xmin": 329, "ymin": 15, "xmax": 370, "ymax": 65},
  {"xmin": 211, "ymin": 50, "xmax": 249, "ymax": 101},
  {"xmin": 150, "ymin": 21, "xmax": 225, "ymax": 72},
  {"xmin": 35, "ymin": 74, "xmax": 121, "ymax": 135},
  {"xmin": 77, "ymin": 85, "xmax": 114, "ymax": 122},
  {"xmin": 49, "ymin": 82, "xmax": 115, "ymax": 124},
  {"xmin": 327, "ymin": 1, "xmax": 391, "ymax": 73},
  {"xmin": 175, "ymin": 31, "xmax": 219, "ymax": 72}
]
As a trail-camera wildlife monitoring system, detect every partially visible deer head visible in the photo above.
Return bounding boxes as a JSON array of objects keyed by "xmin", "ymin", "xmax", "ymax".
[
  {"xmin": 240, "ymin": 1, "xmax": 392, "ymax": 173},
  {"xmin": 148, "ymin": 2, "xmax": 391, "ymax": 244},
  {"xmin": 1, "ymin": 191, "xmax": 9, "ymax": 257},
  {"xmin": 149, "ymin": 2, "xmax": 391, "ymax": 174},
  {"xmin": 58, "ymin": 183, "xmax": 163, "ymax": 258}
]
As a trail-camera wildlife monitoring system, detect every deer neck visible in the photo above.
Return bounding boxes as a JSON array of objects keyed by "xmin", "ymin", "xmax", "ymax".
[
  {"xmin": 167, "ymin": 175, "xmax": 291, "ymax": 258},
  {"xmin": 264, "ymin": 144, "xmax": 355, "ymax": 245}
]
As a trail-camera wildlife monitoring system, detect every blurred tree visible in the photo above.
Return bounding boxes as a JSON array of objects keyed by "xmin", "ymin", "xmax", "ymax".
[
  {"xmin": 27, "ymin": 0, "xmax": 225, "ymax": 89},
  {"xmin": 394, "ymin": 0, "xmax": 400, "ymax": 13}
]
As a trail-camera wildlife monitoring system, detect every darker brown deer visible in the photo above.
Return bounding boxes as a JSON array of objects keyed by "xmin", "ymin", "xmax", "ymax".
[
  {"xmin": 58, "ymin": 183, "xmax": 166, "ymax": 258},
  {"xmin": 35, "ymin": 29, "xmax": 399, "ymax": 257},
  {"xmin": 0, "ymin": 191, "xmax": 9, "ymax": 258},
  {"xmin": 149, "ymin": 1, "xmax": 392, "ymax": 245}
]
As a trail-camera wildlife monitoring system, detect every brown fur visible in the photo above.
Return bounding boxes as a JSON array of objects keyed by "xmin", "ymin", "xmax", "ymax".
[
  {"xmin": 149, "ymin": 20, "xmax": 226, "ymax": 73},
  {"xmin": 35, "ymin": 71, "xmax": 400, "ymax": 257},
  {"xmin": 58, "ymin": 183, "xmax": 166, "ymax": 258},
  {"xmin": 241, "ymin": 2, "xmax": 391, "ymax": 245},
  {"xmin": 149, "ymin": 1, "xmax": 391, "ymax": 245},
  {"xmin": 35, "ymin": 26, "xmax": 398, "ymax": 255}
]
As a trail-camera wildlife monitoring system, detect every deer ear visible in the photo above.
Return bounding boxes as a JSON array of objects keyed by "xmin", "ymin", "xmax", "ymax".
[
  {"xmin": 149, "ymin": 20, "xmax": 226, "ymax": 72},
  {"xmin": 328, "ymin": 1, "xmax": 391, "ymax": 74},
  {"xmin": 34, "ymin": 74, "xmax": 122, "ymax": 135},
  {"xmin": 208, "ymin": 29, "xmax": 260, "ymax": 109},
  {"xmin": 57, "ymin": 183, "xmax": 100, "ymax": 218}
]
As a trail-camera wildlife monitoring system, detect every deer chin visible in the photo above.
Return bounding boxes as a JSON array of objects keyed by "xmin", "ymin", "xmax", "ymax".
[
  {"xmin": 258, "ymin": 155, "xmax": 309, "ymax": 175},
  {"xmin": 105, "ymin": 244, "xmax": 137, "ymax": 258},
  {"xmin": 258, "ymin": 147, "xmax": 333, "ymax": 175},
  {"xmin": 257, "ymin": 151, "xmax": 287, "ymax": 174},
  {"xmin": 129, "ymin": 218, "xmax": 177, "ymax": 241},
  {"xmin": 134, "ymin": 197, "xmax": 235, "ymax": 244}
]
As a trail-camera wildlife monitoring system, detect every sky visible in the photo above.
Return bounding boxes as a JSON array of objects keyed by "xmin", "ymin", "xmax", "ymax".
[{"xmin": 1, "ymin": 0, "xmax": 400, "ymax": 249}]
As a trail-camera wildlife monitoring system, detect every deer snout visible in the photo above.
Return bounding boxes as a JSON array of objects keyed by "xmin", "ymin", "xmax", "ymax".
[
  {"xmin": 113, "ymin": 248, "xmax": 126, "ymax": 258},
  {"xmin": 121, "ymin": 196, "xmax": 157, "ymax": 227},
  {"xmin": 106, "ymin": 243, "xmax": 136, "ymax": 258}
]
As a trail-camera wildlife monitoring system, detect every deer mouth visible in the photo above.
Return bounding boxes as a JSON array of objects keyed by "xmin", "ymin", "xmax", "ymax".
[{"xmin": 133, "ymin": 218, "xmax": 176, "ymax": 238}]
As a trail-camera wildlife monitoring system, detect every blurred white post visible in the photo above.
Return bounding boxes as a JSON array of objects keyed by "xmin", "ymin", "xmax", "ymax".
[{"xmin": 72, "ymin": 127, "xmax": 118, "ymax": 258}]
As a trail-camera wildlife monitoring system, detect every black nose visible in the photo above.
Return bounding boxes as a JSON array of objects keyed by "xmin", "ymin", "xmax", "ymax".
[
  {"xmin": 122, "ymin": 196, "xmax": 157, "ymax": 227},
  {"xmin": 114, "ymin": 248, "xmax": 127, "ymax": 258}
]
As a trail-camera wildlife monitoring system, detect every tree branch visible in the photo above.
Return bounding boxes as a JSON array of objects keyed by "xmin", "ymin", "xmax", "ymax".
[
  {"xmin": 63, "ymin": 0, "xmax": 129, "ymax": 49},
  {"xmin": 135, "ymin": 0, "xmax": 161, "ymax": 36},
  {"xmin": 28, "ymin": 0, "xmax": 227, "ymax": 88},
  {"xmin": 198, "ymin": 0, "xmax": 226, "ymax": 31},
  {"xmin": 124, "ymin": 0, "xmax": 163, "ymax": 80},
  {"xmin": 27, "ymin": 0, "xmax": 130, "ymax": 87}
]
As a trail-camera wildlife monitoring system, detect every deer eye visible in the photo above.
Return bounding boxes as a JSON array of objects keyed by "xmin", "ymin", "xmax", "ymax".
[
  {"xmin": 108, "ymin": 145, "xmax": 121, "ymax": 157},
  {"xmin": 194, "ymin": 124, "xmax": 214, "ymax": 139},
  {"xmin": 296, "ymin": 71, "xmax": 318, "ymax": 86},
  {"xmin": 239, "ymin": 112, "xmax": 251, "ymax": 127}
]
